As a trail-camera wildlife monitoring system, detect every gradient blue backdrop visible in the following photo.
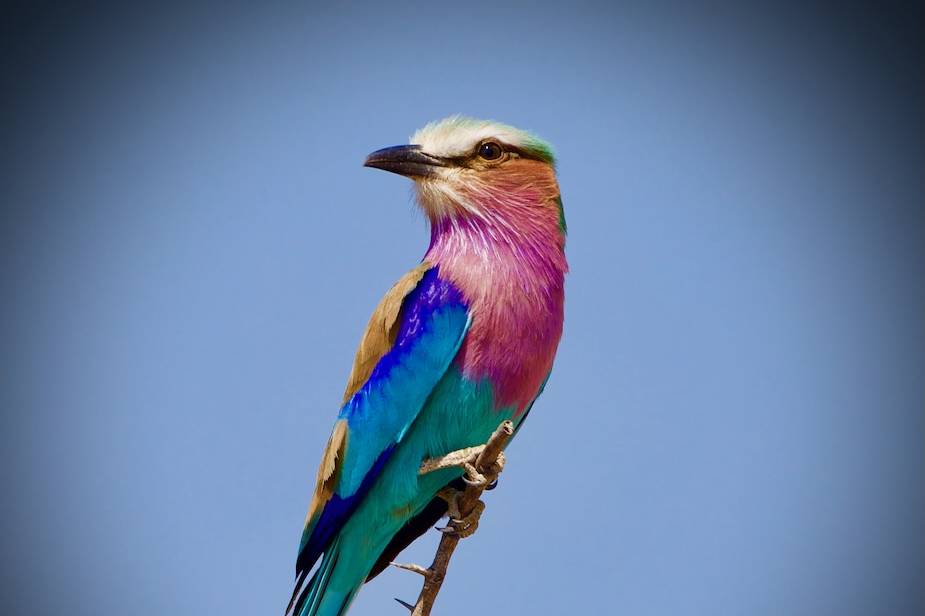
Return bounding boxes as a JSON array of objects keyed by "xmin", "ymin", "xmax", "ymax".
[{"xmin": 2, "ymin": 3, "xmax": 922, "ymax": 615}]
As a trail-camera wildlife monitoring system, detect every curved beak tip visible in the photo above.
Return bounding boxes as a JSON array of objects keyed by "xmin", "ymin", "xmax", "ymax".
[{"xmin": 363, "ymin": 145, "xmax": 445, "ymax": 178}]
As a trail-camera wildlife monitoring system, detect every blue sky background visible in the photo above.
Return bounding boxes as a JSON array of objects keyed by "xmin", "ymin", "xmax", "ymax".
[{"xmin": 2, "ymin": 3, "xmax": 923, "ymax": 615}]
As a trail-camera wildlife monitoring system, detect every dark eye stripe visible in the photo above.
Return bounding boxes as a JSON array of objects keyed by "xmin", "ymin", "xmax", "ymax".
[{"xmin": 440, "ymin": 142, "xmax": 551, "ymax": 167}]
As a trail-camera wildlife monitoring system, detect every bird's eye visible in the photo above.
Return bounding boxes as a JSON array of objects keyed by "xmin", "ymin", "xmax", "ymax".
[{"xmin": 477, "ymin": 141, "xmax": 503, "ymax": 160}]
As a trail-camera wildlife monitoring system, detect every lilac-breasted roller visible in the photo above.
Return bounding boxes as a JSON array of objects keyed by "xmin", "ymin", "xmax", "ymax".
[{"xmin": 287, "ymin": 116, "xmax": 567, "ymax": 616}]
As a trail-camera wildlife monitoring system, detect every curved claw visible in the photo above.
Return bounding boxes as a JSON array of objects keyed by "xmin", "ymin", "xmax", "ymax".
[
  {"xmin": 458, "ymin": 523, "xmax": 479, "ymax": 538},
  {"xmin": 462, "ymin": 473, "xmax": 488, "ymax": 487},
  {"xmin": 450, "ymin": 516, "xmax": 480, "ymax": 538},
  {"xmin": 438, "ymin": 499, "xmax": 485, "ymax": 538},
  {"xmin": 462, "ymin": 461, "xmax": 487, "ymax": 485}
]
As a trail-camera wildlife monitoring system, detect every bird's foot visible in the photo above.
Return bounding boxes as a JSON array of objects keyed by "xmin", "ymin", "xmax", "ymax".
[
  {"xmin": 462, "ymin": 450, "xmax": 505, "ymax": 489},
  {"xmin": 436, "ymin": 486, "xmax": 466, "ymax": 520},
  {"xmin": 431, "ymin": 448, "xmax": 504, "ymax": 538},
  {"xmin": 435, "ymin": 487, "xmax": 486, "ymax": 538},
  {"xmin": 438, "ymin": 499, "xmax": 485, "ymax": 538}
]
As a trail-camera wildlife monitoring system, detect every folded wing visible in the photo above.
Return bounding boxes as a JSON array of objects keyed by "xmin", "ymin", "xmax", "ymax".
[{"xmin": 288, "ymin": 263, "xmax": 469, "ymax": 614}]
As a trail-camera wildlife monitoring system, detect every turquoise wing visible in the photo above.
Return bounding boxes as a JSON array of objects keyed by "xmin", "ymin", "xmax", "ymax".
[{"xmin": 288, "ymin": 264, "xmax": 469, "ymax": 613}]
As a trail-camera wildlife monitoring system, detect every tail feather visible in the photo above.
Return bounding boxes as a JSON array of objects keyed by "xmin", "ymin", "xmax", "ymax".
[
  {"xmin": 287, "ymin": 537, "xmax": 357, "ymax": 616},
  {"xmin": 304, "ymin": 548, "xmax": 336, "ymax": 616},
  {"xmin": 286, "ymin": 568, "xmax": 308, "ymax": 615}
]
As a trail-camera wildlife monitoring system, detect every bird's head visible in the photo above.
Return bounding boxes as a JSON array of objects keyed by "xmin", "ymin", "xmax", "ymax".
[{"xmin": 364, "ymin": 116, "xmax": 566, "ymax": 238}]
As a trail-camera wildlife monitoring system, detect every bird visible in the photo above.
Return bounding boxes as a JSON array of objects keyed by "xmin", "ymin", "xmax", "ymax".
[{"xmin": 287, "ymin": 116, "xmax": 568, "ymax": 616}]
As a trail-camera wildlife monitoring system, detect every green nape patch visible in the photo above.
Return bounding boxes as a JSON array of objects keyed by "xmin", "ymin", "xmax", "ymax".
[
  {"xmin": 554, "ymin": 195, "xmax": 567, "ymax": 233},
  {"xmin": 522, "ymin": 136, "xmax": 556, "ymax": 165}
]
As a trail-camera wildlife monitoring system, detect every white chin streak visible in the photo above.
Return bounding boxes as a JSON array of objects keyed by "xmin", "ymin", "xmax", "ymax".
[{"xmin": 414, "ymin": 173, "xmax": 485, "ymax": 223}]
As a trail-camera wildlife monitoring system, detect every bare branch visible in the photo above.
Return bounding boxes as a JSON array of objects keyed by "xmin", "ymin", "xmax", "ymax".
[{"xmin": 396, "ymin": 420, "xmax": 515, "ymax": 616}]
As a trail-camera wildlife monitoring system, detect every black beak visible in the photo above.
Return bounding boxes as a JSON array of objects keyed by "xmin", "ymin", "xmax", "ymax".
[{"xmin": 363, "ymin": 145, "xmax": 446, "ymax": 178}]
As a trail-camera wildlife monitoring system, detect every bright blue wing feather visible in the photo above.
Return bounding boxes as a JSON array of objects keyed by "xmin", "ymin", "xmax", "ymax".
[{"xmin": 294, "ymin": 267, "xmax": 469, "ymax": 579}]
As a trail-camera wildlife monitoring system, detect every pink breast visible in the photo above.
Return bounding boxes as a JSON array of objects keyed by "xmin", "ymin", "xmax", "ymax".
[
  {"xmin": 436, "ymin": 248, "xmax": 566, "ymax": 413},
  {"xmin": 457, "ymin": 291, "xmax": 564, "ymax": 413}
]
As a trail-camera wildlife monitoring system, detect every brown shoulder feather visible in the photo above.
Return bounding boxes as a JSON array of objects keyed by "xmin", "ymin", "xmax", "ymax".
[
  {"xmin": 341, "ymin": 261, "xmax": 432, "ymax": 403},
  {"xmin": 303, "ymin": 418, "xmax": 348, "ymax": 528}
]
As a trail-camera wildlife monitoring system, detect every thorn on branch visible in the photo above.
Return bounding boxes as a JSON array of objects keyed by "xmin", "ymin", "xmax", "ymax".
[
  {"xmin": 394, "ymin": 597, "xmax": 415, "ymax": 612},
  {"xmin": 390, "ymin": 562, "xmax": 431, "ymax": 578}
]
